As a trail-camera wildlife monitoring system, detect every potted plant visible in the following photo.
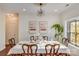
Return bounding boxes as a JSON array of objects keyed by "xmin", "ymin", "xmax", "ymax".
[{"xmin": 51, "ymin": 24, "xmax": 64, "ymax": 42}]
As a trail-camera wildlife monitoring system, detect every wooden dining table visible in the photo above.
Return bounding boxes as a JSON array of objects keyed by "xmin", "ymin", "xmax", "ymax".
[{"xmin": 7, "ymin": 40, "xmax": 70, "ymax": 55}]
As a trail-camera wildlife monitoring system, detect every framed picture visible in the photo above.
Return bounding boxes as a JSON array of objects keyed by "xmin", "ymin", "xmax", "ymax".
[
  {"xmin": 39, "ymin": 21, "xmax": 48, "ymax": 32},
  {"xmin": 28, "ymin": 21, "xmax": 37, "ymax": 33}
]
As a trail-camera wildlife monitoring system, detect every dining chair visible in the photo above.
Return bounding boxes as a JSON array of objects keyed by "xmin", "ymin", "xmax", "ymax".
[
  {"xmin": 53, "ymin": 44, "xmax": 70, "ymax": 56},
  {"xmin": 42, "ymin": 36, "xmax": 48, "ymax": 41},
  {"xmin": 30, "ymin": 44, "xmax": 38, "ymax": 56},
  {"xmin": 45, "ymin": 44, "xmax": 53, "ymax": 56},
  {"xmin": 35, "ymin": 36, "xmax": 39, "ymax": 41},
  {"xmin": 8, "ymin": 38, "xmax": 15, "ymax": 48},
  {"xmin": 53, "ymin": 44, "xmax": 60, "ymax": 56},
  {"xmin": 57, "ymin": 53, "xmax": 70, "ymax": 56},
  {"xmin": 62, "ymin": 37, "xmax": 69, "ymax": 46},
  {"xmin": 8, "ymin": 53, "xmax": 23, "ymax": 56},
  {"xmin": 22, "ymin": 44, "xmax": 29, "ymax": 56},
  {"xmin": 30, "ymin": 36, "xmax": 35, "ymax": 42}
]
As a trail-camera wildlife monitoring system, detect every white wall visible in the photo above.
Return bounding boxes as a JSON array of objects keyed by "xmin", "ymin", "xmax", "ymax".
[
  {"xmin": 19, "ymin": 13, "xmax": 61, "ymax": 42},
  {"xmin": 0, "ymin": 10, "xmax": 5, "ymax": 51}
]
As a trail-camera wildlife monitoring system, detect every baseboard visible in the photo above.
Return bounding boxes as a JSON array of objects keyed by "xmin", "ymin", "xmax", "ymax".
[{"xmin": 68, "ymin": 43, "xmax": 79, "ymax": 50}]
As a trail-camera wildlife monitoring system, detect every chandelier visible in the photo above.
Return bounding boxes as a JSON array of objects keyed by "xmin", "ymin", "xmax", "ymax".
[{"xmin": 34, "ymin": 3, "xmax": 46, "ymax": 16}]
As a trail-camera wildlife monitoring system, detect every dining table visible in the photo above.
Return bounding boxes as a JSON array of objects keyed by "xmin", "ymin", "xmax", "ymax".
[{"xmin": 7, "ymin": 40, "xmax": 70, "ymax": 55}]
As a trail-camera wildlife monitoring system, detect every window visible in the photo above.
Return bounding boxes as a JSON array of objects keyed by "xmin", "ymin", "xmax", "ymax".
[{"xmin": 67, "ymin": 20, "xmax": 79, "ymax": 46}]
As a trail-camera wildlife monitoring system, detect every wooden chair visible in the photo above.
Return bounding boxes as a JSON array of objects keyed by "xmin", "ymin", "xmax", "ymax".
[
  {"xmin": 62, "ymin": 37, "xmax": 69, "ymax": 46},
  {"xmin": 30, "ymin": 36, "xmax": 35, "ymax": 42},
  {"xmin": 8, "ymin": 54, "xmax": 23, "ymax": 56},
  {"xmin": 45, "ymin": 44, "xmax": 53, "ymax": 56},
  {"xmin": 35, "ymin": 36, "xmax": 39, "ymax": 41},
  {"xmin": 42, "ymin": 36, "xmax": 48, "ymax": 41},
  {"xmin": 22, "ymin": 44, "xmax": 29, "ymax": 56},
  {"xmin": 53, "ymin": 44, "xmax": 60, "ymax": 56},
  {"xmin": 30, "ymin": 44, "xmax": 38, "ymax": 56},
  {"xmin": 53, "ymin": 44, "xmax": 70, "ymax": 56},
  {"xmin": 8, "ymin": 38, "xmax": 15, "ymax": 48},
  {"xmin": 57, "ymin": 53, "xmax": 70, "ymax": 56}
]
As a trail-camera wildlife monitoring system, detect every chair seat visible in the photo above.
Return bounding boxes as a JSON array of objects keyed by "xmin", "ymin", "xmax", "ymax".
[
  {"xmin": 8, "ymin": 53, "xmax": 23, "ymax": 56},
  {"xmin": 39, "ymin": 53, "xmax": 70, "ymax": 56},
  {"xmin": 21, "ymin": 53, "xmax": 29, "ymax": 56},
  {"xmin": 55, "ymin": 53, "xmax": 70, "ymax": 56},
  {"xmin": 8, "ymin": 53, "xmax": 30, "ymax": 56},
  {"xmin": 9, "ymin": 44, "xmax": 15, "ymax": 48},
  {"xmin": 8, "ymin": 53, "xmax": 70, "ymax": 56},
  {"xmin": 29, "ymin": 53, "xmax": 41, "ymax": 56},
  {"xmin": 40, "ymin": 53, "xmax": 54, "ymax": 56}
]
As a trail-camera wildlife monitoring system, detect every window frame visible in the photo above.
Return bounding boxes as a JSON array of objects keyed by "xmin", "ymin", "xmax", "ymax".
[{"xmin": 67, "ymin": 20, "xmax": 79, "ymax": 47}]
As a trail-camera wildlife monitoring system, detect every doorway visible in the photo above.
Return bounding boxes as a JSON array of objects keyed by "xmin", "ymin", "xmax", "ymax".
[{"xmin": 5, "ymin": 13, "xmax": 19, "ymax": 45}]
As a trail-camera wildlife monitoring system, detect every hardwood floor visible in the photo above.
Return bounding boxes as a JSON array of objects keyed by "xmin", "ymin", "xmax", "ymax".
[{"xmin": 0, "ymin": 45, "xmax": 11, "ymax": 56}]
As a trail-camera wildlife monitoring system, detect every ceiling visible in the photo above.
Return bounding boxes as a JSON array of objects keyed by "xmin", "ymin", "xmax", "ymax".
[{"xmin": 0, "ymin": 3, "xmax": 79, "ymax": 15}]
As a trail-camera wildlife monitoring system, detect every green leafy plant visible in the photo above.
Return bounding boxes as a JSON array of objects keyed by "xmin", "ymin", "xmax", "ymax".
[{"xmin": 51, "ymin": 24, "xmax": 64, "ymax": 41}]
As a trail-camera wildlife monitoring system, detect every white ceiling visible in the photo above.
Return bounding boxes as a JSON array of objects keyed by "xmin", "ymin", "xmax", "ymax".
[{"xmin": 0, "ymin": 3, "xmax": 79, "ymax": 15}]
